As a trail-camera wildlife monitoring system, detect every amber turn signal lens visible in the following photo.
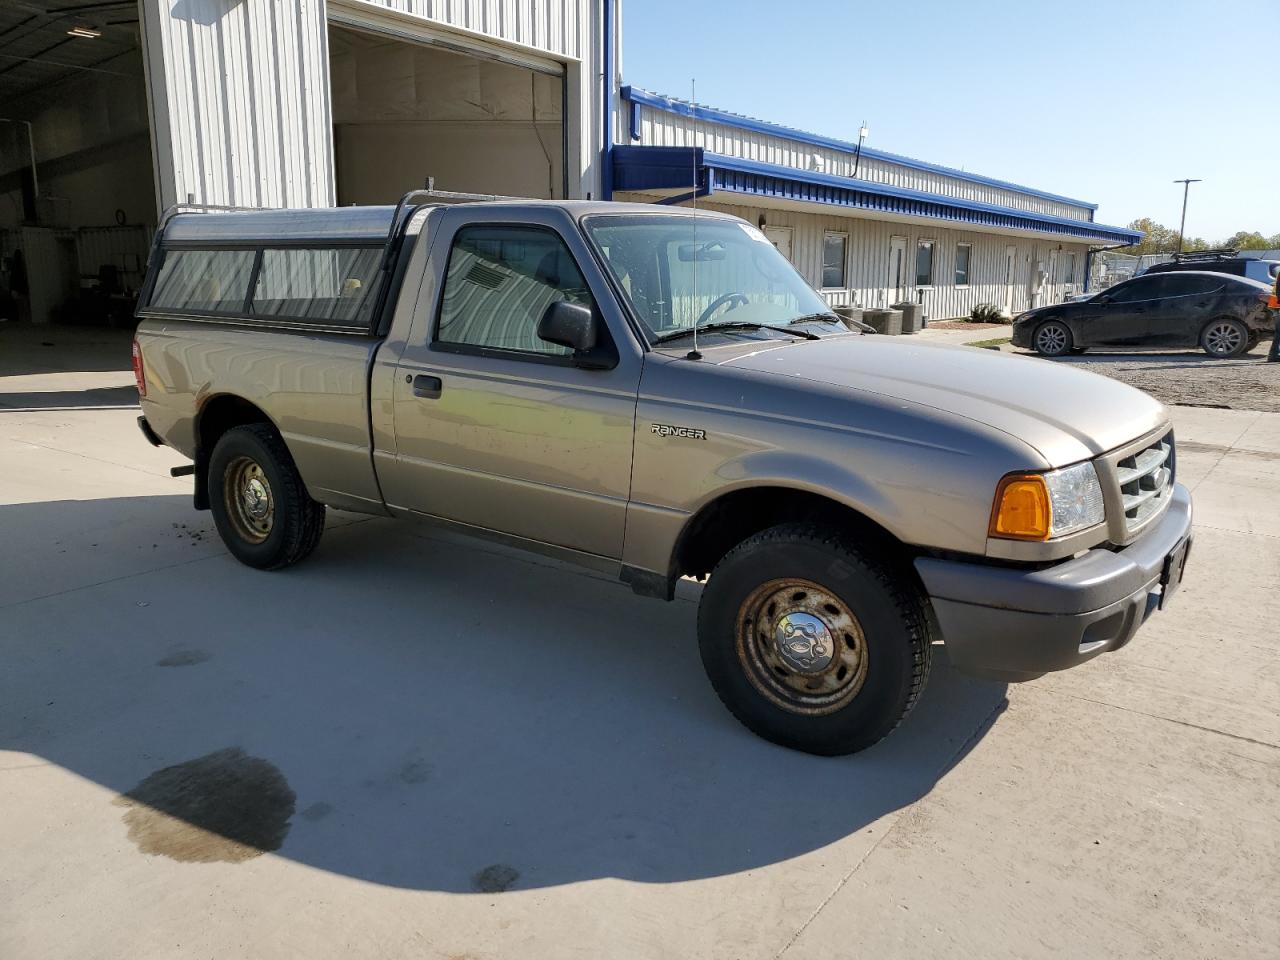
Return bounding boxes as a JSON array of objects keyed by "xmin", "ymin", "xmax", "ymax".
[{"xmin": 990, "ymin": 473, "xmax": 1051, "ymax": 540}]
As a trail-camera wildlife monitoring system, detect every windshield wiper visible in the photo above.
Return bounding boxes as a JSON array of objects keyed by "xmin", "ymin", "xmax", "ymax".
[
  {"xmin": 654, "ymin": 321, "xmax": 820, "ymax": 344},
  {"xmin": 786, "ymin": 311, "xmax": 841, "ymax": 326}
]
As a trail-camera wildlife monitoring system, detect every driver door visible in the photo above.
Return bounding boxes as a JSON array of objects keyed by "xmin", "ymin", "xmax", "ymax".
[
  {"xmin": 1087, "ymin": 275, "xmax": 1164, "ymax": 346},
  {"xmin": 383, "ymin": 208, "xmax": 643, "ymax": 561}
]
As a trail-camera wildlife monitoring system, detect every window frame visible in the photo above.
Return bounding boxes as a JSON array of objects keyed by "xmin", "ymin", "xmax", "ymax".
[
  {"xmin": 430, "ymin": 221, "xmax": 601, "ymax": 368},
  {"xmin": 820, "ymin": 230, "xmax": 849, "ymax": 291},
  {"xmin": 915, "ymin": 239, "xmax": 935, "ymax": 288},
  {"xmin": 954, "ymin": 242, "xmax": 972, "ymax": 287},
  {"xmin": 138, "ymin": 238, "xmax": 386, "ymax": 335}
]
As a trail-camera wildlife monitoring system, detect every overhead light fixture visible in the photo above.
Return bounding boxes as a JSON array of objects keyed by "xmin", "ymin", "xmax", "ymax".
[{"xmin": 66, "ymin": 25, "xmax": 102, "ymax": 38}]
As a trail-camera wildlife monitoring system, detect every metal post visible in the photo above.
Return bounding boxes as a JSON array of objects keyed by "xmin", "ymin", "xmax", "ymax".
[
  {"xmin": 0, "ymin": 119, "xmax": 38, "ymax": 200},
  {"xmin": 1173, "ymin": 178, "xmax": 1201, "ymax": 254}
]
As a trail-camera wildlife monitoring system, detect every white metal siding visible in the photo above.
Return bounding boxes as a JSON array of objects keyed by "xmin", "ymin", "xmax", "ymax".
[
  {"xmin": 140, "ymin": 0, "xmax": 334, "ymax": 211},
  {"xmin": 633, "ymin": 104, "xmax": 1095, "ymax": 222},
  {"xmin": 356, "ymin": 0, "xmax": 585, "ymax": 58}
]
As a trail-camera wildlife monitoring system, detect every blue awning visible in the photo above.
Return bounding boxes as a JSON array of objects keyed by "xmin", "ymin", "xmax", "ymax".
[{"xmin": 612, "ymin": 146, "xmax": 1142, "ymax": 246}]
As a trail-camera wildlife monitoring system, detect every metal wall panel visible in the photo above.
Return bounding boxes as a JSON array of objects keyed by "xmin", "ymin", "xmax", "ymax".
[
  {"xmin": 140, "ymin": 0, "xmax": 335, "ymax": 211},
  {"xmin": 358, "ymin": 0, "xmax": 585, "ymax": 58},
  {"xmin": 633, "ymin": 104, "xmax": 1095, "ymax": 223}
]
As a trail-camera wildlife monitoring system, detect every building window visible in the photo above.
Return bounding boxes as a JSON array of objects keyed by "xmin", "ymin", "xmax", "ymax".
[
  {"xmin": 915, "ymin": 240, "xmax": 934, "ymax": 287},
  {"xmin": 1062, "ymin": 252, "xmax": 1077, "ymax": 285},
  {"xmin": 822, "ymin": 232, "xmax": 848, "ymax": 289},
  {"xmin": 954, "ymin": 243, "xmax": 971, "ymax": 286}
]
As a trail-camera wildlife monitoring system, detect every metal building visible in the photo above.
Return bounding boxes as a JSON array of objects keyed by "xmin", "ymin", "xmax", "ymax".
[
  {"xmin": 0, "ymin": 0, "xmax": 611, "ymax": 323},
  {"xmin": 0, "ymin": 0, "xmax": 1135, "ymax": 325},
  {"xmin": 612, "ymin": 88, "xmax": 1141, "ymax": 319}
]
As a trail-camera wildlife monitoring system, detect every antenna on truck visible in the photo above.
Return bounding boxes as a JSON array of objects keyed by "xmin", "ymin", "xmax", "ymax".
[{"xmin": 688, "ymin": 77, "xmax": 702, "ymax": 361}]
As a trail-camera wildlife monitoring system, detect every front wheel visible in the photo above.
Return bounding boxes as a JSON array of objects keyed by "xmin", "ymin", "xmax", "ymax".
[
  {"xmin": 697, "ymin": 524, "xmax": 933, "ymax": 756},
  {"xmin": 208, "ymin": 424, "xmax": 325, "ymax": 569},
  {"xmin": 1032, "ymin": 320, "xmax": 1073, "ymax": 357},
  {"xmin": 1201, "ymin": 318, "xmax": 1249, "ymax": 358}
]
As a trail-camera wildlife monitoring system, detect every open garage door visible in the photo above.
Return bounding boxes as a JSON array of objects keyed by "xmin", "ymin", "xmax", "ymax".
[
  {"xmin": 0, "ymin": 2, "xmax": 156, "ymax": 326},
  {"xmin": 327, "ymin": 20, "xmax": 567, "ymax": 204}
]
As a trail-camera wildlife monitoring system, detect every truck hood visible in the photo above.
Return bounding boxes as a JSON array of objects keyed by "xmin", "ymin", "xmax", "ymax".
[{"xmin": 716, "ymin": 336, "xmax": 1168, "ymax": 466}]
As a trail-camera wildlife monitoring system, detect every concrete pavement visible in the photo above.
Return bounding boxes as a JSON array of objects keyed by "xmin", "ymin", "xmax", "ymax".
[{"xmin": 1, "ymin": 324, "xmax": 1277, "ymax": 960}]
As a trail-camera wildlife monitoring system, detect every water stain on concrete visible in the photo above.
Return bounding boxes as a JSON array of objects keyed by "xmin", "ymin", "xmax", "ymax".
[
  {"xmin": 399, "ymin": 758, "xmax": 432, "ymax": 784},
  {"xmin": 113, "ymin": 748, "xmax": 295, "ymax": 863},
  {"xmin": 472, "ymin": 863, "xmax": 520, "ymax": 893},
  {"xmin": 155, "ymin": 649, "xmax": 211, "ymax": 667},
  {"xmin": 300, "ymin": 801, "xmax": 333, "ymax": 822}
]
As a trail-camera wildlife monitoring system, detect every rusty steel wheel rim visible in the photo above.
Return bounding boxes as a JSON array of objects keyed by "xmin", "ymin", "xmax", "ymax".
[
  {"xmin": 735, "ymin": 578, "xmax": 869, "ymax": 715},
  {"xmin": 224, "ymin": 456, "xmax": 274, "ymax": 544}
]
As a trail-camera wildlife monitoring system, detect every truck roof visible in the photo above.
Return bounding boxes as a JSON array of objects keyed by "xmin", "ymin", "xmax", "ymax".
[{"xmin": 161, "ymin": 201, "xmax": 736, "ymax": 245}]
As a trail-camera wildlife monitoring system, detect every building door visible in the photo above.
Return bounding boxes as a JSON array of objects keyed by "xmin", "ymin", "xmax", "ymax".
[
  {"xmin": 888, "ymin": 236, "xmax": 907, "ymax": 303},
  {"xmin": 1004, "ymin": 244, "xmax": 1018, "ymax": 315},
  {"xmin": 763, "ymin": 226, "xmax": 793, "ymax": 262}
]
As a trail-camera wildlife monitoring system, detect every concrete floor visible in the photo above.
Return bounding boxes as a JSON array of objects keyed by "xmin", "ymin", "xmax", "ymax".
[{"xmin": 2, "ymin": 324, "xmax": 1277, "ymax": 960}]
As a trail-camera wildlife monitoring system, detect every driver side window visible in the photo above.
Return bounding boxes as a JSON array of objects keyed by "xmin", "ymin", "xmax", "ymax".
[
  {"xmin": 1108, "ymin": 277, "xmax": 1161, "ymax": 303},
  {"xmin": 436, "ymin": 225, "xmax": 595, "ymax": 358}
]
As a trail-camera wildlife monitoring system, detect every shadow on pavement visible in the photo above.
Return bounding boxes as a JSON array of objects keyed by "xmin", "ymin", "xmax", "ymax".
[
  {"xmin": 0, "ymin": 385, "xmax": 140, "ymax": 411},
  {"xmin": 0, "ymin": 494, "xmax": 1008, "ymax": 892}
]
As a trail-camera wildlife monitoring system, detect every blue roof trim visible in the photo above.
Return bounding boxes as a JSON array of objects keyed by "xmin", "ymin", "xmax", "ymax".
[
  {"xmin": 621, "ymin": 85, "xmax": 1101, "ymax": 213},
  {"xmin": 612, "ymin": 146, "xmax": 1142, "ymax": 245}
]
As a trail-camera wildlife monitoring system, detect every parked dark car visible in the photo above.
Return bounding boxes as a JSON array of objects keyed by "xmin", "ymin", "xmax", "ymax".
[
  {"xmin": 1012, "ymin": 271, "xmax": 1277, "ymax": 358},
  {"xmin": 1142, "ymin": 249, "xmax": 1280, "ymax": 286}
]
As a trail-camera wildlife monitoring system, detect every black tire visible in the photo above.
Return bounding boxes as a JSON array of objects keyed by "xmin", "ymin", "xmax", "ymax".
[
  {"xmin": 697, "ymin": 523, "xmax": 933, "ymax": 756},
  {"xmin": 1069, "ymin": 346, "xmax": 1088, "ymax": 355},
  {"xmin": 1200, "ymin": 318, "xmax": 1249, "ymax": 358},
  {"xmin": 1032, "ymin": 319, "xmax": 1073, "ymax": 357},
  {"xmin": 208, "ymin": 423, "xmax": 325, "ymax": 569}
]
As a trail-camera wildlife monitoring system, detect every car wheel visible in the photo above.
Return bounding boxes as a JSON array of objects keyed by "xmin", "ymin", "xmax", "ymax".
[
  {"xmin": 1200, "ymin": 318, "xmax": 1249, "ymax": 358},
  {"xmin": 1032, "ymin": 320, "xmax": 1073, "ymax": 357},
  {"xmin": 697, "ymin": 523, "xmax": 933, "ymax": 756},
  {"xmin": 208, "ymin": 423, "xmax": 326, "ymax": 569}
]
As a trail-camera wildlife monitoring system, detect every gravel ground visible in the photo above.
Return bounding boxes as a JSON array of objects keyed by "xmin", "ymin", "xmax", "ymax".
[{"xmin": 1007, "ymin": 343, "xmax": 1280, "ymax": 412}]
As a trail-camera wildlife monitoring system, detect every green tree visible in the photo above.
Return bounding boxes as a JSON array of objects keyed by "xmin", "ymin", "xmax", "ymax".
[
  {"xmin": 1221, "ymin": 230, "xmax": 1271, "ymax": 250},
  {"xmin": 1123, "ymin": 218, "xmax": 1179, "ymax": 254}
]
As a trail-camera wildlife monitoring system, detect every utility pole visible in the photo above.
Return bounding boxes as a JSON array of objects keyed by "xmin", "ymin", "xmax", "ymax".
[{"xmin": 1173, "ymin": 178, "xmax": 1201, "ymax": 254}]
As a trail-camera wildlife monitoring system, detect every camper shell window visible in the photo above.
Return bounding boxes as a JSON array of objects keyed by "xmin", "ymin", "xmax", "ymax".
[{"xmin": 143, "ymin": 242, "xmax": 386, "ymax": 332}]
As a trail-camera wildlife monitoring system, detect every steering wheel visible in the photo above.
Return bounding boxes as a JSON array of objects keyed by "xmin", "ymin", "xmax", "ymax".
[{"xmin": 696, "ymin": 292, "xmax": 750, "ymax": 326}]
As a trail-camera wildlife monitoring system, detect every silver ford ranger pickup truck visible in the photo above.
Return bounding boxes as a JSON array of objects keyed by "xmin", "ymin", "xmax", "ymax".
[{"xmin": 132, "ymin": 197, "xmax": 1193, "ymax": 756}]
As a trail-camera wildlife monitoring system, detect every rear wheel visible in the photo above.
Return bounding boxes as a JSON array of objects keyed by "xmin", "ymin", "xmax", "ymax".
[
  {"xmin": 1201, "ymin": 318, "xmax": 1248, "ymax": 358},
  {"xmin": 1032, "ymin": 320, "xmax": 1073, "ymax": 357},
  {"xmin": 697, "ymin": 523, "xmax": 933, "ymax": 756},
  {"xmin": 208, "ymin": 424, "xmax": 325, "ymax": 569}
]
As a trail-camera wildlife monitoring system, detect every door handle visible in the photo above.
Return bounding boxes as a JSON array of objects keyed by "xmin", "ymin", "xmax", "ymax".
[{"xmin": 412, "ymin": 374, "xmax": 443, "ymax": 399}]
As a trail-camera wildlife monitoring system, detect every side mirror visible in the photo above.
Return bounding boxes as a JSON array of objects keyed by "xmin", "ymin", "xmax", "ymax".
[
  {"xmin": 1093, "ymin": 294, "xmax": 1111, "ymax": 305},
  {"xmin": 538, "ymin": 300, "xmax": 598, "ymax": 353}
]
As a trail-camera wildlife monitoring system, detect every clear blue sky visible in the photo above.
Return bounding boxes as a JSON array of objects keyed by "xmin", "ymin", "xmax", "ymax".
[{"xmin": 621, "ymin": 0, "xmax": 1279, "ymax": 241}]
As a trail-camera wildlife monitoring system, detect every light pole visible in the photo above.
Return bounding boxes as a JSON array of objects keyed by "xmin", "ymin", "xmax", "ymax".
[{"xmin": 1173, "ymin": 178, "xmax": 1201, "ymax": 254}]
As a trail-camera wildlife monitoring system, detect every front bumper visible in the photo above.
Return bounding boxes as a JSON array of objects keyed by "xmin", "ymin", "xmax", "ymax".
[
  {"xmin": 1009, "ymin": 323, "xmax": 1032, "ymax": 348},
  {"xmin": 915, "ymin": 483, "xmax": 1193, "ymax": 682}
]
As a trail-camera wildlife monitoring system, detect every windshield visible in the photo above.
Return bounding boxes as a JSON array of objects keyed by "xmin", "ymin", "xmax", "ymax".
[{"xmin": 583, "ymin": 214, "xmax": 834, "ymax": 341}]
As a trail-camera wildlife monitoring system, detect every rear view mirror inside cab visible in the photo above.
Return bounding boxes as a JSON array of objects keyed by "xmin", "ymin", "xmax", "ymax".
[{"xmin": 678, "ymin": 241, "xmax": 727, "ymax": 262}]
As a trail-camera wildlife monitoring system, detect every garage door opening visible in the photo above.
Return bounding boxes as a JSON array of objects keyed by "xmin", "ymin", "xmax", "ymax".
[
  {"xmin": 328, "ymin": 24, "xmax": 566, "ymax": 205},
  {"xmin": 0, "ymin": 5, "xmax": 156, "ymax": 327}
]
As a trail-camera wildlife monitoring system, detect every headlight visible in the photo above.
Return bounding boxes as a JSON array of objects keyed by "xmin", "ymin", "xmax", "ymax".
[{"xmin": 989, "ymin": 462, "xmax": 1105, "ymax": 541}]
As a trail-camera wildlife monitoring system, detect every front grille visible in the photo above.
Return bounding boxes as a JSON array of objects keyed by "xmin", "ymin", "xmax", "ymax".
[{"xmin": 1116, "ymin": 433, "xmax": 1174, "ymax": 532}]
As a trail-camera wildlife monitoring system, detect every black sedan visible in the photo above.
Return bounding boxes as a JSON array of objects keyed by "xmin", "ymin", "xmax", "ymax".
[{"xmin": 1012, "ymin": 271, "xmax": 1276, "ymax": 358}]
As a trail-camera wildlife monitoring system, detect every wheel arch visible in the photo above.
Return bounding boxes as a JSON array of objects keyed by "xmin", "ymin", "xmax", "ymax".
[
  {"xmin": 666, "ymin": 484, "xmax": 919, "ymax": 595},
  {"xmin": 192, "ymin": 394, "xmax": 282, "ymax": 510}
]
